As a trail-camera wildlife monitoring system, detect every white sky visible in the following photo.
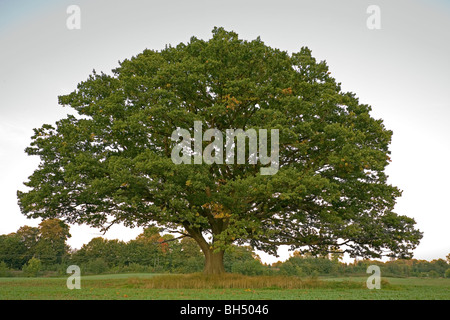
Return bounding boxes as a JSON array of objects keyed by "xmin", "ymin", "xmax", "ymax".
[{"xmin": 0, "ymin": 0, "xmax": 449, "ymax": 264}]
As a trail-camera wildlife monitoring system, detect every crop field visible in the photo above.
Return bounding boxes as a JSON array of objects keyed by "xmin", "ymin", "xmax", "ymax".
[{"xmin": 0, "ymin": 273, "xmax": 449, "ymax": 300}]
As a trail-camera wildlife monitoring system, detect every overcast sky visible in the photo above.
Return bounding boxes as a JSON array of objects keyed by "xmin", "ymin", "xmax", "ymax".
[{"xmin": 1, "ymin": 0, "xmax": 449, "ymax": 264}]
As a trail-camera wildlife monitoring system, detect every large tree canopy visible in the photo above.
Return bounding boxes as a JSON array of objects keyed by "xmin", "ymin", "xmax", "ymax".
[{"xmin": 18, "ymin": 27, "xmax": 422, "ymax": 274}]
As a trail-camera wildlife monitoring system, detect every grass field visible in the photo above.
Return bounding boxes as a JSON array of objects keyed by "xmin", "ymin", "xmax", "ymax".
[{"xmin": 0, "ymin": 273, "xmax": 449, "ymax": 300}]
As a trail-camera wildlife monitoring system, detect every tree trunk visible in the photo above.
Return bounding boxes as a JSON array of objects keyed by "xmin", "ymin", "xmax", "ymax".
[
  {"xmin": 183, "ymin": 223, "xmax": 226, "ymax": 275},
  {"xmin": 203, "ymin": 248, "xmax": 225, "ymax": 275}
]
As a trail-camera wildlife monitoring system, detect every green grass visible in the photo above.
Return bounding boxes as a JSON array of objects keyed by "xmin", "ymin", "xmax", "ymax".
[{"xmin": 0, "ymin": 273, "xmax": 448, "ymax": 300}]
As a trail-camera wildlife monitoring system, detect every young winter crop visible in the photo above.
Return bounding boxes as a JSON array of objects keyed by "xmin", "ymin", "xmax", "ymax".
[{"xmin": 18, "ymin": 27, "xmax": 422, "ymax": 274}]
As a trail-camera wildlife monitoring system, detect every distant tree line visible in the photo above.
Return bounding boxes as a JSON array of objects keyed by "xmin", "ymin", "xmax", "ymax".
[
  {"xmin": 1, "ymin": 219, "xmax": 449, "ymax": 278},
  {"xmin": 272, "ymin": 252, "xmax": 450, "ymax": 278}
]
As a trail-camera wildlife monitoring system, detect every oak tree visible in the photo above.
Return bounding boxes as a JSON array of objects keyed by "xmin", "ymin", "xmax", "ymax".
[{"xmin": 18, "ymin": 28, "xmax": 422, "ymax": 274}]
